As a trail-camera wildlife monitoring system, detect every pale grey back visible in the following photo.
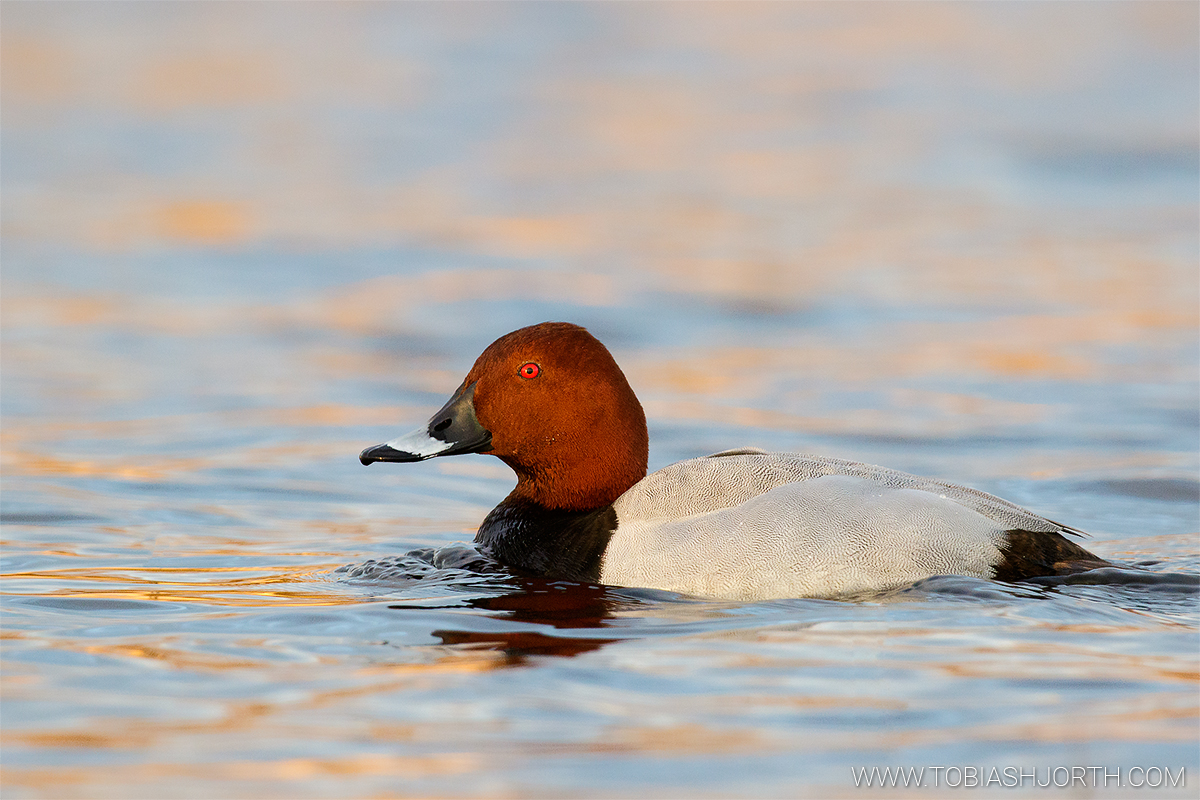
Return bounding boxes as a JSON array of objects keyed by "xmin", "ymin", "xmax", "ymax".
[{"xmin": 601, "ymin": 451, "xmax": 1072, "ymax": 600}]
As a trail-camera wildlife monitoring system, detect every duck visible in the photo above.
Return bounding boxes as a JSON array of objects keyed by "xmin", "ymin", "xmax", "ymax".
[{"xmin": 360, "ymin": 322, "xmax": 1108, "ymax": 600}]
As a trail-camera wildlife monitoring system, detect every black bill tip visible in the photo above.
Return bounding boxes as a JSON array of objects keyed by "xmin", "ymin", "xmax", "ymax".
[{"xmin": 359, "ymin": 443, "xmax": 427, "ymax": 465}]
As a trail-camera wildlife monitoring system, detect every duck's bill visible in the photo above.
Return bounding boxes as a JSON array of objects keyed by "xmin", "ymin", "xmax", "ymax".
[{"xmin": 359, "ymin": 382, "xmax": 492, "ymax": 465}]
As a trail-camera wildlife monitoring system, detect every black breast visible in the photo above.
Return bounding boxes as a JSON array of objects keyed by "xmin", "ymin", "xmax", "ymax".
[{"xmin": 474, "ymin": 498, "xmax": 618, "ymax": 582}]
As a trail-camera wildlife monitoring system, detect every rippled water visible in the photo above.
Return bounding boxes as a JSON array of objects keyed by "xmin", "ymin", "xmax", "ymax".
[{"xmin": 3, "ymin": 4, "xmax": 1198, "ymax": 798}]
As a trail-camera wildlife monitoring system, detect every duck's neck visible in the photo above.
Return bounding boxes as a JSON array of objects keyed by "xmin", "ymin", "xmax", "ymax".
[
  {"xmin": 474, "ymin": 494, "xmax": 617, "ymax": 582},
  {"xmin": 474, "ymin": 430, "xmax": 646, "ymax": 580},
  {"xmin": 496, "ymin": 445, "xmax": 646, "ymax": 513}
]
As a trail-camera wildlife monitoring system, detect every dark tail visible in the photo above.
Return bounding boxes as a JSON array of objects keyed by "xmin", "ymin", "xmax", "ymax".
[{"xmin": 993, "ymin": 529, "xmax": 1111, "ymax": 582}]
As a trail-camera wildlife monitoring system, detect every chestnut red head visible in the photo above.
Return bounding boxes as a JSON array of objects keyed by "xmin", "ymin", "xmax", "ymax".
[{"xmin": 361, "ymin": 322, "xmax": 649, "ymax": 512}]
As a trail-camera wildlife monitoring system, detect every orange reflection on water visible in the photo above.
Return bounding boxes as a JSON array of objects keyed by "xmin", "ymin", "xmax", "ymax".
[
  {"xmin": 599, "ymin": 722, "xmax": 769, "ymax": 755},
  {"xmin": 157, "ymin": 200, "xmax": 251, "ymax": 244},
  {"xmin": 3, "ymin": 564, "xmax": 358, "ymax": 607},
  {"xmin": 3, "ymin": 752, "xmax": 480, "ymax": 800}
]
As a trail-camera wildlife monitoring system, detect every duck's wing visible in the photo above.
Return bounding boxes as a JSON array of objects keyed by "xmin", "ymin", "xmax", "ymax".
[
  {"xmin": 616, "ymin": 452, "xmax": 1074, "ymax": 536},
  {"xmin": 603, "ymin": 453, "xmax": 1098, "ymax": 600}
]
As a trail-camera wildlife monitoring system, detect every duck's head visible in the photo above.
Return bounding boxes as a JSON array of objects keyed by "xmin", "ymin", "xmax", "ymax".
[{"xmin": 360, "ymin": 322, "xmax": 649, "ymax": 511}]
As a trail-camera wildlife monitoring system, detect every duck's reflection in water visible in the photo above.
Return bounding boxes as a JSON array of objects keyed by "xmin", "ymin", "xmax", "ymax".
[{"xmin": 400, "ymin": 579, "xmax": 637, "ymax": 662}]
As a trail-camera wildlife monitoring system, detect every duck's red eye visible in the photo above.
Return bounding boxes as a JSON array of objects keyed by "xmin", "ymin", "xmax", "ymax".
[{"xmin": 518, "ymin": 362, "xmax": 541, "ymax": 380}]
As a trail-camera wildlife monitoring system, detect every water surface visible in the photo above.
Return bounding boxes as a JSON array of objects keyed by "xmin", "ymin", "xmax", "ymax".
[{"xmin": 2, "ymin": 4, "xmax": 1197, "ymax": 798}]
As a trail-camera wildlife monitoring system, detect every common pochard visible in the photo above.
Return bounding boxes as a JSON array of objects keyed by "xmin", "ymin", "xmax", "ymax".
[{"xmin": 360, "ymin": 322, "xmax": 1107, "ymax": 600}]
